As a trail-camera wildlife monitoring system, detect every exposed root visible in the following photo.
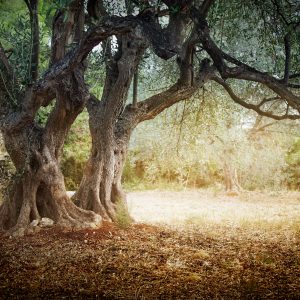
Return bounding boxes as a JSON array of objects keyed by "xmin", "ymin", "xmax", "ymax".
[
  {"xmin": 74, "ymin": 188, "xmax": 111, "ymax": 221},
  {"xmin": 55, "ymin": 196, "xmax": 101, "ymax": 229},
  {"xmin": 75, "ymin": 181, "xmax": 133, "ymax": 224},
  {"xmin": 0, "ymin": 182, "xmax": 102, "ymax": 235}
]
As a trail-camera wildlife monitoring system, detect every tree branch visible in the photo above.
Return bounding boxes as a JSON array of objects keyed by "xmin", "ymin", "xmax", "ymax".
[
  {"xmin": 257, "ymin": 96, "xmax": 281, "ymax": 108},
  {"xmin": 116, "ymin": 60, "xmax": 213, "ymax": 139},
  {"xmin": 271, "ymin": 0, "xmax": 290, "ymax": 26},
  {"xmin": 194, "ymin": 19, "xmax": 300, "ymax": 111},
  {"xmin": 289, "ymin": 73, "xmax": 300, "ymax": 79},
  {"xmin": 44, "ymin": 67, "xmax": 88, "ymax": 156},
  {"xmin": 177, "ymin": 27, "xmax": 198, "ymax": 86},
  {"xmin": 288, "ymin": 83, "xmax": 300, "ymax": 89},
  {"xmin": 131, "ymin": 58, "xmax": 214, "ymax": 123},
  {"xmin": 200, "ymin": 0, "xmax": 215, "ymax": 18},
  {"xmin": 283, "ymin": 33, "xmax": 291, "ymax": 83},
  {"xmin": 24, "ymin": 0, "xmax": 39, "ymax": 82},
  {"xmin": 213, "ymin": 76, "xmax": 300, "ymax": 120},
  {"xmin": 138, "ymin": 1, "xmax": 191, "ymax": 60},
  {"xmin": 40, "ymin": 16, "xmax": 136, "ymax": 95}
]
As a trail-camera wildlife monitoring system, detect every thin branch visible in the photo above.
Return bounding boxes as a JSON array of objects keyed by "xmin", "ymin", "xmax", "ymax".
[
  {"xmin": 213, "ymin": 76, "xmax": 300, "ymax": 120},
  {"xmin": 200, "ymin": 0, "xmax": 215, "ymax": 18},
  {"xmin": 283, "ymin": 33, "xmax": 291, "ymax": 83},
  {"xmin": 132, "ymin": 69, "xmax": 138, "ymax": 108},
  {"xmin": 135, "ymin": 59, "xmax": 214, "ymax": 122},
  {"xmin": 271, "ymin": 0, "xmax": 290, "ymax": 26},
  {"xmin": 288, "ymin": 83, "xmax": 300, "ymax": 88},
  {"xmin": 257, "ymin": 96, "xmax": 281, "ymax": 107},
  {"xmin": 256, "ymin": 122, "xmax": 277, "ymax": 131},
  {"xmin": 289, "ymin": 73, "xmax": 300, "ymax": 79},
  {"xmin": 24, "ymin": 0, "xmax": 39, "ymax": 82},
  {"xmin": 285, "ymin": 102, "xmax": 290, "ymax": 115},
  {"xmin": 194, "ymin": 18, "xmax": 300, "ymax": 109}
]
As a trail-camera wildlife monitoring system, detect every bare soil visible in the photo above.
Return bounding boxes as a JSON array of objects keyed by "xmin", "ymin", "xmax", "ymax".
[{"xmin": 1, "ymin": 190, "xmax": 300, "ymax": 299}]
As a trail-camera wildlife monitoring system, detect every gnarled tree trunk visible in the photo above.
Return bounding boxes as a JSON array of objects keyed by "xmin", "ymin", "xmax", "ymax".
[
  {"xmin": 0, "ymin": 0, "xmax": 103, "ymax": 232},
  {"xmin": 75, "ymin": 21, "xmax": 215, "ymax": 221},
  {"xmin": 74, "ymin": 114, "xmax": 133, "ymax": 221},
  {"xmin": 74, "ymin": 30, "xmax": 146, "ymax": 221},
  {"xmin": 0, "ymin": 72, "xmax": 101, "ymax": 232}
]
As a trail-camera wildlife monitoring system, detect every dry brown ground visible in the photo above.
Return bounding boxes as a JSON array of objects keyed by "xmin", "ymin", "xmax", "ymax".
[{"xmin": 1, "ymin": 190, "xmax": 300, "ymax": 299}]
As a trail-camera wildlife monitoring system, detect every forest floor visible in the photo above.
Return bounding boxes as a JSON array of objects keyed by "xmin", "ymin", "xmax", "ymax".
[{"xmin": 0, "ymin": 189, "xmax": 300, "ymax": 299}]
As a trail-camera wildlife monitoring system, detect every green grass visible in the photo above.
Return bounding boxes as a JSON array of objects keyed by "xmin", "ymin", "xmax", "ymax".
[{"xmin": 115, "ymin": 199, "xmax": 133, "ymax": 229}]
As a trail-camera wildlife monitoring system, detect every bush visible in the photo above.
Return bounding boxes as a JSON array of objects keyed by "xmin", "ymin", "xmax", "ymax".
[
  {"xmin": 285, "ymin": 138, "xmax": 300, "ymax": 189},
  {"xmin": 61, "ymin": 111, "xmax": 90, "ymax": 191},
  {"xmin": 115, "ymin": 199, "xmax": 132, "ymax": 229}
]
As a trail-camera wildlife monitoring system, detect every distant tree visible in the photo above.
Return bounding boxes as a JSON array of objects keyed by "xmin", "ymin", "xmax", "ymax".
[{"xmin": 0, "ymin": 0, "xmax": 300, "ymax": 232}]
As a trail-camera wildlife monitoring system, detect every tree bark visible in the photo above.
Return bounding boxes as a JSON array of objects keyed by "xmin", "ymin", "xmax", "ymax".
[
  {"xmin": 74, "ymin": 18, "xmax": 215, "ymax": 221},
  {"xmin": 0, "ymin": 127, "xmax": 100, "ymax": 232},
  {"xmin": 0, "ymin": 70, "xmax": 101, "ymax": 232},
  {"xmin": 74, "ymin": 119, "xmax": 132, "ymax": 221}
]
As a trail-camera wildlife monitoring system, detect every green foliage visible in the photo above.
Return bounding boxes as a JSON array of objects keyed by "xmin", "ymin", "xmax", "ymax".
[
  {"xmin": 0, "ymin": 13, "xmax": 31, "ymax": 93},
  {"xmin": 0, "ymin": 0, "xmax": 52, "ymax": 99},
  {"xmin": 124, "ymin": 87, "xmax": 295, "ymax": 191},
  {"xmin": 85, "ymin": 51, "xmax": 106, "ymax": 99},
  {"xmin": 44, "ymin": 0, "xmax": 73, "ymax": 26},
  {"xmin": 61, "ymin": 110, "xmax": 91, "ymax": 190},
  {"xmin": 208, "ymin": 0, "xmax": 300, "ymax": 77},
  {"xmin": 285, "ymin": 138, "xmax": 300, "ymax": 189},
  {"xmin": 286, "ymin": 138, "xmax": 300, "ymax": 166},
  {"xmin": 169, "ymin": 4, "xmax": 181, "ymax": 15},
  {"xmin": 36, "ymin": 101, "xmax": 54, "ymax": 125}
]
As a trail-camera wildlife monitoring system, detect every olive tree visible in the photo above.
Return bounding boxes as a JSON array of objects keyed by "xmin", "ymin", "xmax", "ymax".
[{"xmin": 1, "ymin": 0, "xmax": 300, "ymax": 231}]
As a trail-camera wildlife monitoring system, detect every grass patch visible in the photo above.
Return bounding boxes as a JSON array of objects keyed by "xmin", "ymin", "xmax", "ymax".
[{"xmin": 115, "ymin": 199, "xmax": 133, "ymax": 229}]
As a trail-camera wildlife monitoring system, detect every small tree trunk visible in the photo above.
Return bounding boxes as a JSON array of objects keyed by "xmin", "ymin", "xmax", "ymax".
[{"xmin": 223, "ymin": 161, "xmax": 242, "ymax": 194}]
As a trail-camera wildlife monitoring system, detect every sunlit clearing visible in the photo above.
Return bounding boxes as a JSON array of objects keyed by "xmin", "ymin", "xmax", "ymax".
[{"xmin": 128, "ymin": 190, "xmax": 300, "ymax": 236}]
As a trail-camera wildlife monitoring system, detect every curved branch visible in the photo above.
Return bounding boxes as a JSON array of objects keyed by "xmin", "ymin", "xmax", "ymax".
[
  {"xmin": 213, "ymin": 76, "xmax": 300, "ymax": 120},
  {"xmin": 36, "ymin": 16, "xmax": 136, "ymax": 99},
  {"xmin": 283, "ymin": 33, "xmax": 291, "ymax": 83},
  {"xmin": 289, "ymin": 73, "xmax": 300, "ymax": 79},
  {"xmin": 118, "ymin": 58, "xmax": 214, "ymax": 130},
  {"xmin": 195, "ymin": 19, "xmax": 300, "ymax": 110}
]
